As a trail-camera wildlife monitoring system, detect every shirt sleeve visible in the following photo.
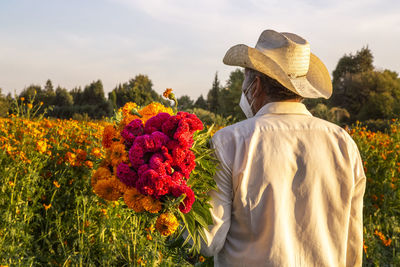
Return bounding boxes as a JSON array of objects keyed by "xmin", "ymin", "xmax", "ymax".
[
  {"xmin": 346, "ymin": 145, "xmax": 366, "ymax": 266},
  {"xmin": 201, "ymin": 137, "xmax": 233, "ymax": 257}
]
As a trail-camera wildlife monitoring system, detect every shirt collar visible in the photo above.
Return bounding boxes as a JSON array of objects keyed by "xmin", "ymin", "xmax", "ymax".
[{"xmin": 255, "ymin": 102, "xmax": 313, "ymax": 117}]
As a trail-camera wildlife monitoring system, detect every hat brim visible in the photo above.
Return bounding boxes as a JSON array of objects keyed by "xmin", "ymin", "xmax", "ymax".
[{"xmin": 223, "ymin": 44, "xmax": 332, "ymax": 99}]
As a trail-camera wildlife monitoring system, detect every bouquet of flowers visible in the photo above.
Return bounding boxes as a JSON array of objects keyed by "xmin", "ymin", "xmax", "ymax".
[{"xmin": 91, "ymin": 89, "xmax": 217, "ymax": 263}]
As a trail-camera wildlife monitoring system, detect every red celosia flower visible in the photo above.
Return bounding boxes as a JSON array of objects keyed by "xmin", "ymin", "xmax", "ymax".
[
  {"xmin": 170, "ymin": 184, "xmax": 195, "ymax": 213},
  {"xmin": 136, "ymin": 169, "xmax": 170, "ymax": 198},
  {"xmin": 116, "ymin": 162, "xmax": 138, "ymax": 187},
  {"xmin": 121, "ymin": 119, "xmax": 144, "ymax": 144},
  {"xmin": 149, "ymin": 153, "xmax": 172, "ymax": 176},
  {"xmin": 144, "ymin": 113, "xmax": 171, "ymax": 134}
]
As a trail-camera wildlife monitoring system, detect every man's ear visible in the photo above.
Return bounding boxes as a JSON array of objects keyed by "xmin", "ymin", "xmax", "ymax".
[{"xmin": 253, "ymin": 76, "xmax": 263, "ymax": 97}]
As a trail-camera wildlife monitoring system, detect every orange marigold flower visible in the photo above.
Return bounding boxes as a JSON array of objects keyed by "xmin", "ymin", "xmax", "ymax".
[
  {"xmin": 199, "ymin": 256, "xmax": 206, "ymax": 263},
  {"xmin": 102, "ymin": 125, "xmax": 116, "ymax": 149},
  {"xmin": 91, "ymin": 167, "xmax": 112, "ymax": 187},
  {"xmin": 65, "ymin": 152, "xmax": 76, "ymax": 165},
  {"xmin": 27, "ymin": 103, "xmax": 33, "ymax": 109},
  {"xmin": 94, "ymin": 177, "xmax": 123, "ymax": 201},
  {"xmin": 146, "ymin": 234, "xmax": 152, "ymax": 240},
  {"xmin": 53, "ymin": 181, "xmax": 60, "ymax": 188},
  {"xmin": 137, "ymin": 257, "xmax": 147, "ymax": 266},
  {"xmin": 141, "ymin": 196, "xmax": 162, "ymax": 213},
  {"xmin": 163, "ymin": 88, "xmax": 173, "ymax": 98},
  {"xmin": 43, "ymin": 203, "xmax": 51, "ymax": 210},
  {"xmin": 20, "ymin": 97, "xmax": 25, "ymax": 101},
  {"xmin": 76, "ymin": 149, "xmax": 87, "ymax": 162},
  {"xmin": 124, "ymin": 188, "xmax": 145, "ymax": 212},
  {"xmin": 109, "ymin": 142, "xmax": 128, "ymax": 167},
  {"xmin": 156, "ymin": 213, "xmax": 179, "ymax": 237},
  {"xmin": 363, "ymin": 241, "xmax": 367, "ymax": 254},
  {"xmin": 384, "ymin": 238, "xmax": 392, "ymax": 247},
  {"xmin": 85, "ymin": 160, "xmax": 93, "ymax": 169}
]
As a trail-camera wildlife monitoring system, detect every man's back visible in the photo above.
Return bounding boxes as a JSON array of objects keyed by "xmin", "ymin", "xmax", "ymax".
[{"xmin": 204, "ymin": 102, "xmax": 366, "ymax": 267}]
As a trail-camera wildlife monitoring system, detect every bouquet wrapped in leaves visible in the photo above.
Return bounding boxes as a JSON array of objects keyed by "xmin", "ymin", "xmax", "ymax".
[{"xmin": 91, "ymin": 89, "xmax": 217, "ymax": 264}]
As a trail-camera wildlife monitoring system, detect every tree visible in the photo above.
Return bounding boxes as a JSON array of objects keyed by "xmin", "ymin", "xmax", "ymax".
[
  {"xmin": 109, "ymin": 74, "xmax": 163, "ymax": 108},
  {"xmin": 328, "ymin": 47, "xmax": 400, "ymax": 122},
  {"xmin": 332, "ymin": 46, "xmax": 374, "ymax": 87},
  {"xmin": 81, "ymin": 80, "xmax": 106, "ymax": 106},
  {"xmin": 219, "ymin": 68, "xmax": 245, "ymax": 121},
  {"xmin": 0, "ymin": 88, "xmax": 11, "ymax": 117},
  {"xmin": 207, "ymin": 72, "xmax": 221, "ymax": 114},
  {"xmin": 54, "ymin": 86, "xmax": 73, "ymax": 106},
  {"xmin": 194, "ymin": 94, "xmax": 208, "ymax": 110},
  {"xmin": 177, "ymin": 95, "xmax": 194, "ymax": 111},
  {"xmin": 41, "ymin": 79, "xmax": 56, "ymax": 107}
]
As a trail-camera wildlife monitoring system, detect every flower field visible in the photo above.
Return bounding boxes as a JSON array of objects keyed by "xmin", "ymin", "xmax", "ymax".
[{"xmin": 0, "ymin": 106, "xmax": 399, "ymax": 265}]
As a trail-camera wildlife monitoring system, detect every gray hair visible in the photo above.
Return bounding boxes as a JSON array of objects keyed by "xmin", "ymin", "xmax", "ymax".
[{"xmin": 246, "ymin": 68, "xmax": 303, "ymax": 102}]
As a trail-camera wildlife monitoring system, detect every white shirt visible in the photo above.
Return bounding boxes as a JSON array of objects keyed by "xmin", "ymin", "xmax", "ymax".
[{"xmin": 202, "ymin": 102, "xmax": 366, "ymax": 267}]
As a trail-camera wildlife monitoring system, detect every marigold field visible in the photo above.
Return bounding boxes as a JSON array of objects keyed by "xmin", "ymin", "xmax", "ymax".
[{"xmin": 0, "ymin": 112, "xmax": 399, "ymax": 266}]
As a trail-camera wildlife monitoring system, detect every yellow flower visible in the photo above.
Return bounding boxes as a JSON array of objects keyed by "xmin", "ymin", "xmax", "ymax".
[
  {"xmin": 123, "ymin": 188, "xmax": 145, "ymax": 212},
  {"xmin": 27, "ymin": 103, "xmax": 33, "ymax": 109},
  {"xmin": 20, "ymin": 97, "xmax": 25, "ymax": 101},
  {"xmin": 91, "ymin": 147, "xmax": 102, "ymax": 158},
  {"xmin": 36, "ymin": 140, "xmax": 47, "ymax": 153},
  {"xmin": 8, "ymin": 181, "xmax": 15, "ymax": 187},
  {"xmin": 43, "ymin": 203, "xmax": 51, "ymax": 210},
  {"xmin": 122, "ymin": 102, "xmax": 139, "ymax": 118},
  {"xmin": 137, "ymin": 257, "xmax": 147, "ymax": 266},
  {"xmin": 141, "ymin": 196, "xmax": 162, "ymax": 213},
  {"xmin": 199, "ymin": 256, "xmax": 206, "ymax": 262},
  {"xmin": 94, "ymin": 177, "xmax": 123, "ymax": 201},
  {"xmin": 156, "ymin": 213, "xmax": 179, "ymax": 237},
  {"xmin": 139, "ymin": 102, "xmax": 174, "ymax": 123}
]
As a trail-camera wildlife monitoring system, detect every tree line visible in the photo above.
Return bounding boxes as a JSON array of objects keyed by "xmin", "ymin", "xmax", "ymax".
[{"xmin": 1, "ymin": 47, "xmax": 399, "ymax": 130}]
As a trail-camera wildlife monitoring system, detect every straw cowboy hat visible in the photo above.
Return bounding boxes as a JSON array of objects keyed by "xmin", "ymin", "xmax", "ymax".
[{"xmin": 223, "ymin": 29, "xmax": 332, "ymax": 99}]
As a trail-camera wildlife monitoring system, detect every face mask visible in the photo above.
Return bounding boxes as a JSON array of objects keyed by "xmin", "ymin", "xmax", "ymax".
[
  {"xmin": 239, "ymin": 80, "xmax": 255, "ymax": 118},
  {"xmin": 239, "ymin": 93, "xmax": 254, "ymax": 118}
]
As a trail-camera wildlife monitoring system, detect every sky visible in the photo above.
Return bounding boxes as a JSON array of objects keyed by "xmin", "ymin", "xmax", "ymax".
[{"xmin": 1, "ymin": 0, "xmax": 399, "ymax": 100}]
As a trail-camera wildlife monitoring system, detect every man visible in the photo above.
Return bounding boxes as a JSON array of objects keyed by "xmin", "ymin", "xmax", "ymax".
[{"xmin": 201, "ymin": 30, "xmax": 366, "ymax": 266}]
